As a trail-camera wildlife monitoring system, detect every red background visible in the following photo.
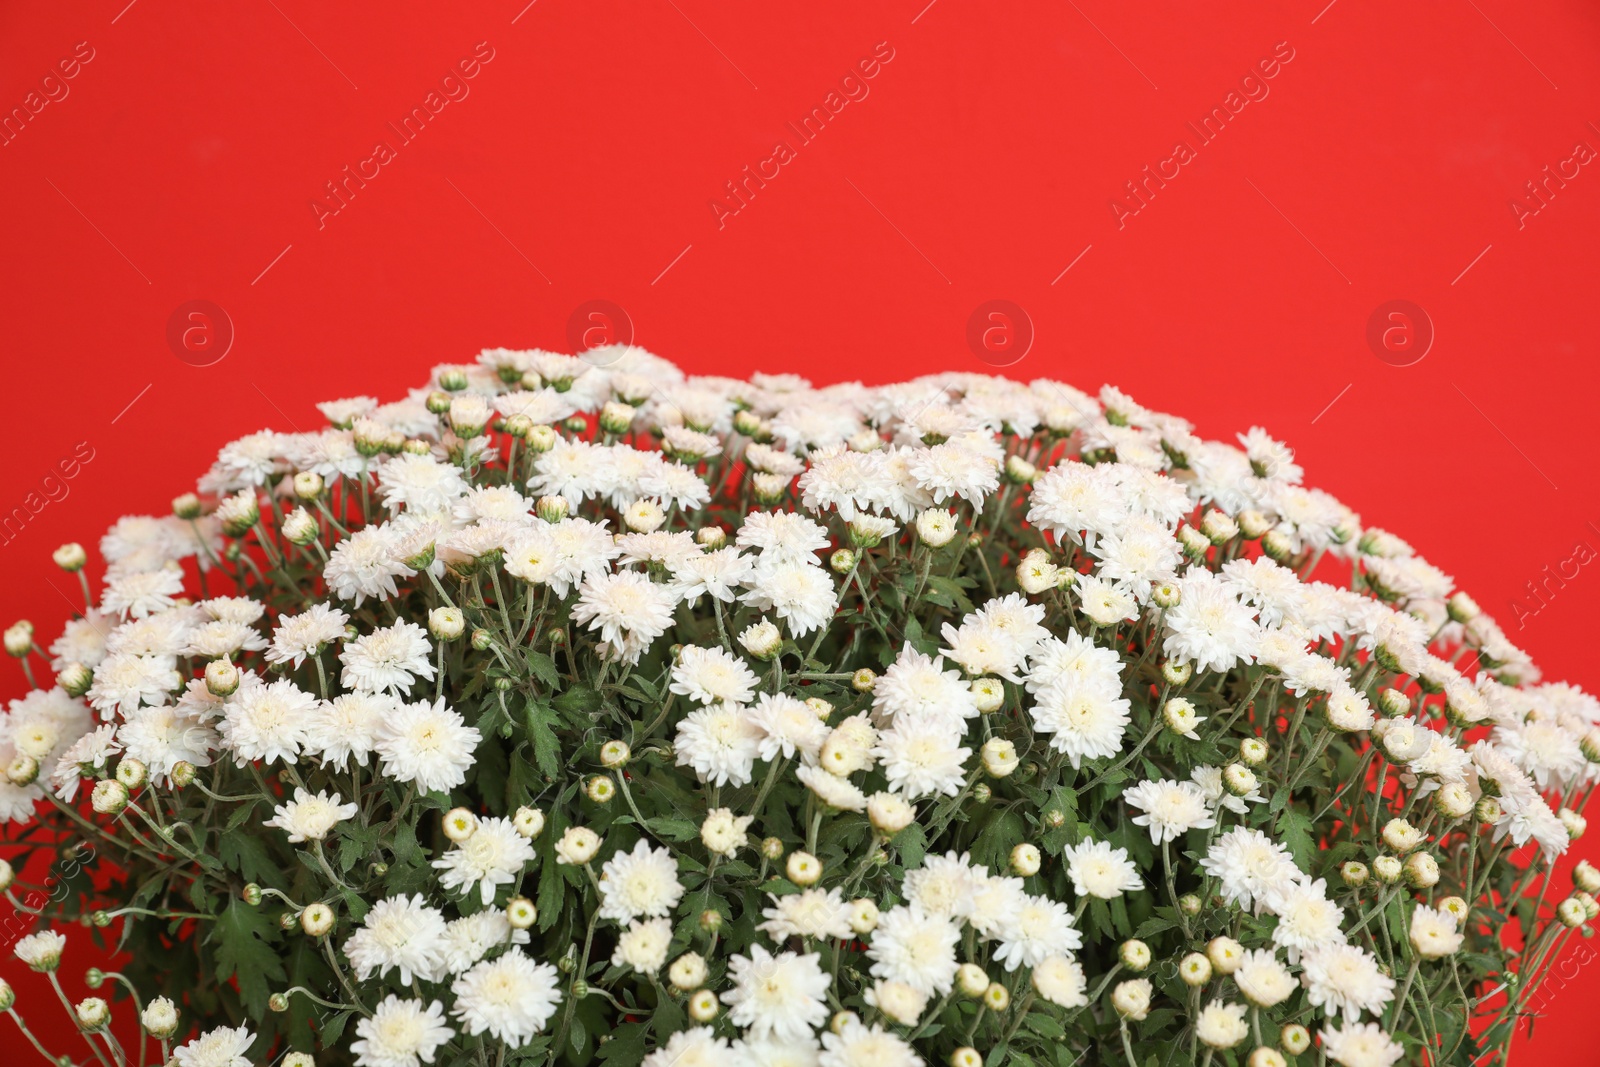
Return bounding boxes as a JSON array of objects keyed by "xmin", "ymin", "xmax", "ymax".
[{"xmin": 3, "ymin": 0, "xmax": 1599, "ymax": 1057}]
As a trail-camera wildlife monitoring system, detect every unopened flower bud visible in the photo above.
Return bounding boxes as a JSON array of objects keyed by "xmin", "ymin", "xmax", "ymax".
[
  {"xmin": 1559, "ymin": 897, "xmax": 1588, "ymax": 929},
  {"xmin": 140, "ymin": 996, "xmax": 178, "ymax": 1038},
  {"xmin": 971, "ymin": 782, "xmax": 992, "ymax": 804},
  {"xmin": 1403, "ymin": 852, "xmax": 1439, "ymax": 889},
  {"xmin": 585, "ymin": 775, "xmax": 616, "ymax": 804},
  {"xmin": 1476, "ymin": 796, "xmax": 1503, "ymax": 824},
  {"xmin": 1238, "ymin": 737, "xmax": 1268, "ymax": 767},
  {"xmin": 6, "ymin": 754, "xmax": 39, "ymax": 786},
  {"xmin": 739, "ymin": 620, "xmax": 782, "ymax": 661},
  {"xmin": 761, "ymin": 837, "xmax": 784, "ymax": 861},
  {"xmin": 668, "ymin": 952, "xmax": 707, "ymax": 992},
  {"xmin": 698, "ymin": 909, "xmax": 723, "ymax": 934},
  {"xmin": 443, "ymin": 808, "xmax": 478, "ymax": 843},
  {"xmin": 3, "ymin": 623, "xmax": 32, "ymax": 658},
  {"xmin": 868, "ymin": 792, "xmax": 914, "ymax": 835},
  {"xmin": 1016, "ymin": 550, "xmax": 1059, "ymax": 595},
  {"xmin": 1372, "ymin": 855, "xmax": 1403, "ymax": 884},
  {"xmin": 428, "ymin": 607, "xmax": 465, "ymax": 642},
  {"xmin": 1162, "ymin": 660, "xmax": 1193, "ymax": 686},
  {"xmin": 1434, "ymin": 782, "xmax": 1474, "ymax": 820},
  {"xmin": 1150, "ymin": 581, "xmax": 1181, "ymax": 609},
  {"xmin": 91, "ymin": 779, "xmax": 128, "ymax": 815},
  {"xmin": 53, "ymin": 542, "xmax": 88, "ymax": 572},
  {"xmin": 1119, "ymin": 939, "xmax": 1151, "ymax": 971},
  {"xmin": 851, "ymin": 668, "xmax": 877, "ymax": 692},
  {"xmin": 1341, "ymin": 861, "xmax": 1369, "ymax": 888},
  {"xmin": 1222, "ymin": 763, "xmax": 1257, "ymax": 798},
  {"xmin": 830, "ymin": 1010, "xmax": 860, "ymax": 1034},
  {"xmin": 1260, "ymin": 529, "xmax": 1293, "ymax": 562},
  {"xmin": 957, "ymin": 963, "xmax": 989, "ymax": 998},
  {"xmin": 1179, "ymin": 893, "xmax": 1203, "ymax": 917},
  {"xmin": 1561, "ymin": 808, "xmax": 1587, "ymax": 840},
  {"xmin": 1011, "ymin": 843, "xmax": 1041, "ymax": 877},
  {"xmin": 1280, "ymin": 1024, "xmax": 1310, "ymax": 1054},
  {"xmin": 58, "ymin": 662, "xmax": 93, "ymax": 697},
  {"xmin": 684, "ymin": 988, "xmax": 717, "ymax": 1021},
  {"xmin": 1179, "ymin": 952, "xmax": 1212, "ymax": 986},
  {"xmin": 829, "ymin": 548, "xmax": 856, "ymax": 574},
  {"xmin": 301, "ymin": 902, "xmax": 335, "ymax": 937},
  {"xmin": 600, "ymin": 740, "xmax": 630, "ymax": 769},
  {"xmin": 75, "ymin": 997, "xmax": 110, "ymax": 1031},
  {"xmin": 115, "ymin": 758, "xmax": 148, "ymax": 791},
  {"xmin": 1111, "ymin": 978, "xmax": 1151, "ymax": 1020},
  {"xmin": 1201, "ymin": 509, "xmax": 1239, "ymax": 544},
  {"xmin": 242, "ymin": 884, "xmax": 263, "ymax": 906},
  {"xmin": 1206, "ymin": 937, "xmax": 1243, "ymax": 975},
  {"xmin": 269, "ymin": 992, "xmax": 290, "ymax": 1013},
  {"xmin": 950, "ymin": 1048, "xmax": 983, "ymax": 1067},
  {"xmin": 507, "ymin": 897, "xmax": 537, "ymax": 929},
  {"xmin": 1177, "ymin": 525, "xmax": 1211, "ymax": 559},
  {"xmin": 1162, "ymin": 697, "xmax": 1203, "ymax": 738},
  {"xmin": 849, "ymin": 898, "xmax": 879, "ymax": 935},
  {"xmin": 599, "ymin": 401, "xmax": 636, "ymax": 435},
  {"xmin": 1574, "ymin": 860, "xmax": 1600, "ymax": 894},
  {"xmin": 1249, "ymin": 1049, "xmax": 1286, "ymax": 1067},
  {"xmin": 915, "ymin": 509, "xmax": 957, "ymax": 548},
  {"xmin": 172, "ymin": 493, "xmax": 204, "ymax": 520},
  {"xmin": 1381, "ymin": 818, "xmax": 1424, "ymax": 854},
  {"xmin": 787, "ymin": 850, "xmax": 822, "ymax": 886},
  {"xmin": 470, "ymin": 628, "xmax": 494, "ymax": 652},
  {"xmin": 982, "ymin": 738, "xmax": 1019, "ymax": 778},
  {"xmin": 1376, "ymin": 688, "xmax": 1411, "ymax": 718},
  {"xmin": 205, "ymin": 659, "xmax": 240, "ymax": 697},
  {"xmin": 983, "ymin": 982, "xmax": 1010, "ymax": 1011}
]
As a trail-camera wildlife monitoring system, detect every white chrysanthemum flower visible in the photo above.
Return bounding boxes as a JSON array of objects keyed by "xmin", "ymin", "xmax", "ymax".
[
  {"xmin": 1319, "ymin": 1021, "xmax": 1404, "ymax": 1067},
  {"xmin": 670, "ymin": 546, "xmax": 754, "ymax": 605},
  {"xmin": 572, "ymin": 571, "xmax": 680, "ymax": 663},
  {"xmin": 866, "ymin": 903, "xmax": 961, "ymax": 996},
  {"xmin": 874, "ymin": 719, "xmax": 971, "ymax": 800},
  {"xmin": 265, "ymin": 603, "xmax": 350, "ymax": 668},
  {"xmin": 721, "ymin": 945, "xmax": 831, "ymax": 1042},
  {"xmin": 1090, "ymin": 516, "xmax": 1182, "ymax": 601},
  {"xmin": 1190, "ymin": 764, "xmax": 1264, "ymax": 815},
  {"xmin": 668, "ymin": 645, "xmax": 758, "ymax": 707},
  {"xmin": 433, "ymin": 817, "xmax": 535, "ymax": 905},
  {"xmin": 1300, "ymin": 942, "xmax": 1396, "ymax": 1021},
  {"xmin": 749, "ymin": 692, "xmax": 830, "ymax": 762},
  {"xmin": 439, "ymin": 910, "xmax": 525, "ymax": 975},
  {"xmin": 1270, "ymin": 879, "xmax": 1347, "ymax": 959},
  {"xmin": 1123, "ymin": 778, "xmax": 1216, "ymax": 844},
  {"xmin": 340, "ymin": 619, "xmax": 435, "ymax": 695},
  {"xmin": 1194, "ymin": 999, "xmax": 1250, "ymax": 1049},
  {"xmin": 1234, "ymin": 949, "xmax": 1296, "ymax": 1008},
  {"xmin": 103, "ymin": 565, "xmax": 186, "ymax": 619},
  {"xmin": 307, "ymin": 690, "xmax": 397, "ymax": 769},
  {"xmin": 13, "ymin": 930, "xmax": 67, "ymax": 970},
  {"xmin": 87, "ymin": 652, "xmax": 182, "ymax": 718},
  {"xmin": 1162, "ymin": 569, "xmax": 1260, "ymax": 673},
  {"xmin": 324, "ymin": 525, "xmax": 412, "ymax": 606},
  {"xmin": 902, "ymin": 851, "xmax": 980, "ymax": 921},
  {"xmin": 598, "ymin": 839, "xmax": 685, "ymax": 923},
  {"xmin": 871, "ymin": 644, "xmax": 979, "ymax": 729},
  {"xmin": 641, "ymin": 1027, "xmax": 733, "ymax": 1067},
  {"xmin": 171, "ymin": 1024, "xmax": 256, "ymax": 1067},
  {"xmin": 736, "ymin": 510, "xmax": 830, "ymax": 561},
  {"xmin": 263, "ymin": 787, "xmax": 357, "ymax": 843},
  {"xmin": 351, "ymin": 996, "xmax": 454, "ymax": 1067},
  {"xmin": 1032, "ymin": 955, "xmax": 1088, "ymax": 1009},
  {"xmin": 740, "ymin": 557, "xmax": 838, "ymax": 638},
  {"xmin": 48, "ymin": 609, "xmax": 115, "ymax": 670},
  {"xmin": 1199, "ymin": 827, "xmax": 1302, "ymax": 912},
  {"xmin": 818, "ymin": 1017, "xmax": 920, "ymax": 1067},
  {"xmin": 1030, "ymin": 675, "xmax": 1132, "ymax": 769},
  {"xmin": 759, "ymin": 887, "xmax": 855, "ymax": 941},
  {"xmin": 1073, "ymin": 573, "xmax": 1139, "ymax": 626},
  {"xmin": 219, "ymin": 678, "xmax": 317, "ymax": 766},
  {"xmin": 49, "ymin": 724, "xmax": 121, "ymax": 801},
  {"xmin": 796, "ymin": 764, "xmax": 868, "ymax": 811},
  {"xmin": 450, "ymin": 951, "xmax": 561, "ymax": 1045},
  {"xmin": 700, "ymin": 807, "xmax": 753, "ymax": 858},
  {"xmin": 1408, "ymin": 903, "xmax": 1464, "ymax": 959},
  {"xmin": 612, "ymin": 916, "xmax": 674, "ymax": 974},
  {"xmin": 1061, "ymin": 838, "xmax": 1143, "ymax": 899},
  {"xmin": 344, "ymin": 894, "xmax": 448, "ymax": 984},
  {"xmin": 993, "ymin": 893, "xmax": 1083, "ymax": 971},
  {"xmin": 675, "ymin": 702, "xmax": 762, "ymax": 787},
  {"xmin": 965, "ymin": 871, "xmax": 1028, "ymax": 939},
  {"xmin": 377, "ymin": 453, "xmax": 468, "ymax": 514},
  {"xmin": 375, "ymin": 697, "xmax": 482, "ymax": 794}
]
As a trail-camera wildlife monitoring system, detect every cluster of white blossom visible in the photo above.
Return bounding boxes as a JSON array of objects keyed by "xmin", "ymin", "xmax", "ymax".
[{"xmin": 1, "ymin": 344, "xmax": 1596, "ymax": 1067}]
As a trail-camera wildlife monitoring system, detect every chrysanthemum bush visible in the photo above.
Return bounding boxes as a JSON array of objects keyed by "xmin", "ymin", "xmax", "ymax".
[{"xmin": 1, "ymin": 347, "xmax": 1597, "ymax": 1067}]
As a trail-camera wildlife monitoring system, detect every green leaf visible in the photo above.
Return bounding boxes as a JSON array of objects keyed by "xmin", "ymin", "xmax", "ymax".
[
  {"xmin": 646, "ymin": 816, "xmax": 699, "ymax": 842},
  {"xmin": 320, "ymin": 1010, "xmax": 352, "ymax": 1049},
  {"xmin": 1275, "ymin": 808, "xmax": 1315, "ymax": 870},
  {"xmin": 596, "ymin": 1023, "xmax": 648, "ymax": 1066},
  {"xmin": 212, "ymin": 899, "xmax": 286, "ymax": 1016},
  {"xmin": 218, "ymin": 833, "xmax": 286, "ymax": 891},
  {"xmin": 524, "ymin": 699, "xmax": 563, "ymax": 780},
  {"xmin": 553, "ymin": 685, "xmax": 602, "ymax": 716},
  {"xmin": 895, "ymin": 822, "xmax": 928, "ymax": 870},
  {"xmin": 524, "ymin": 648, "xmax": 560, "ymax": 689}
]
